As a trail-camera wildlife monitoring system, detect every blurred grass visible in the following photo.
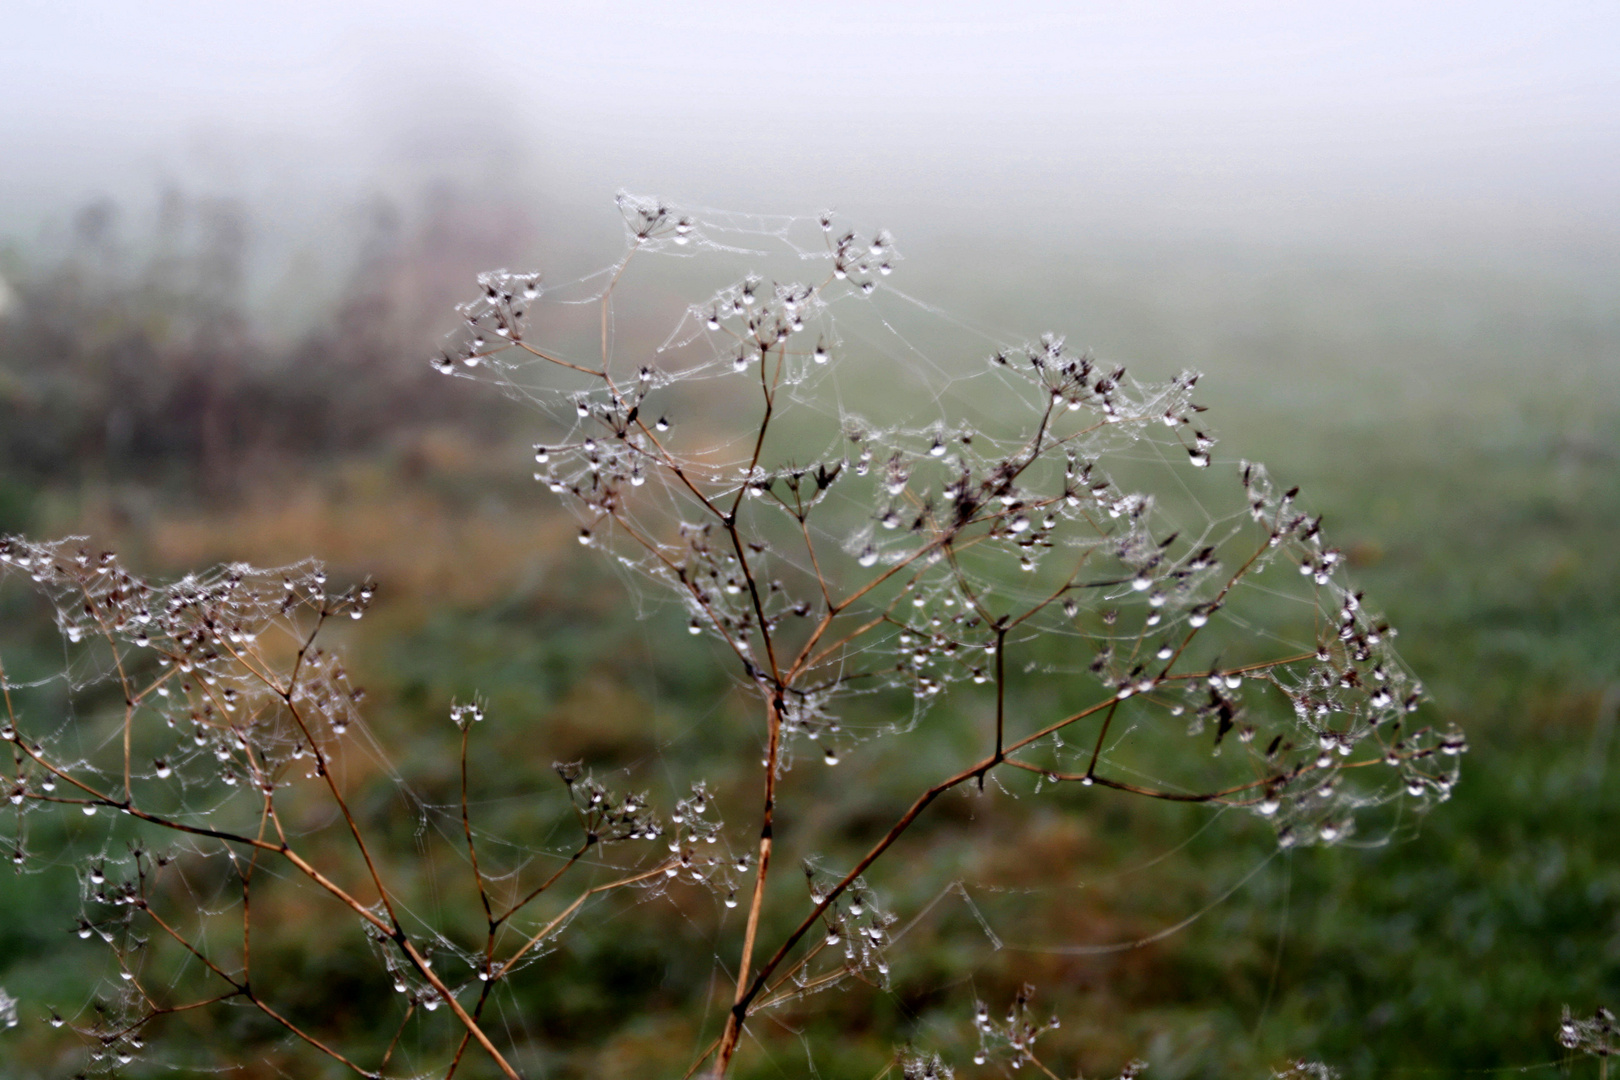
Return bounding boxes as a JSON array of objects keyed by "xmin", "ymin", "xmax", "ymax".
[{"xmin": 1, "ymin": 220, "xmax": 1617, "ymax": 1079}]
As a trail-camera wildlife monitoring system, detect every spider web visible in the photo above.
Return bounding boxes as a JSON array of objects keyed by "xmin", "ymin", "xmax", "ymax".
[
  {"xmin": 438, "ymin": 193, "xmax": 1460, "ymax": 824},
  {"xmin": 0, "ymin": 193, "xmax": 1469, "ymax": 1078}
]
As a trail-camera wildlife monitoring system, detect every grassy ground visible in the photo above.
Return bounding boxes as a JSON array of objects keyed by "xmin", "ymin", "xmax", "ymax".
[{"xmin": 1, "ymin": 241, "xmax": 1616, "ymax": 1079}]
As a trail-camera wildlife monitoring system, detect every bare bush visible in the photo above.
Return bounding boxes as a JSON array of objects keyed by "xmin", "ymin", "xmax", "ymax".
[{"xmin": 0, "ymin": 195, "xmax": 1465, "ymax": 1078}]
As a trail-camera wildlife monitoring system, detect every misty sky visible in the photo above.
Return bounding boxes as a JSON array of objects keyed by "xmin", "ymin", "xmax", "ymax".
[{"xmin": 3, "ymin": 0, "xmax": 1618, "ymax": 251}]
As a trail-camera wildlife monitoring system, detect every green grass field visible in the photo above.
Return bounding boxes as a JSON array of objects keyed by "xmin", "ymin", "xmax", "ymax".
[{"xmin": 1, "ymin": 231, "xmax": 1616, "ymax": 1079}]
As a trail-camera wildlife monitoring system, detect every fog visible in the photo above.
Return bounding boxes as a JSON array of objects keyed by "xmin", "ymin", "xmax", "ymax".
[
  {"xmin": 1, "ymin": 11, "xmax": 1618, "ymax": 1077},
  {"xmin": 4, "ymin": 0, "xmax": 1617, "ymax": 261}
]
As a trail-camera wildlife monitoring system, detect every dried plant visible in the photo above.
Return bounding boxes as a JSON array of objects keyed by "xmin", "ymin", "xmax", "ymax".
[
  {"xmin": 0, "ymin": 194, "xmax": 1466, "ymax": 1078},
  {"xmin": 1561, "ymin": 1006, "xmax": 1617, "ymax": 1078},
  {"xmin": 1271, "ymin": 1063, "xmax": 1340, "ymax": 1080}
]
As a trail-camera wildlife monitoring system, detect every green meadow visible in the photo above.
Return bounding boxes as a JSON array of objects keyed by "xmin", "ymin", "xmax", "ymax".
[{"xmin": 1, "ymin": 215, "xmax": 1615, "ymax": 1079}]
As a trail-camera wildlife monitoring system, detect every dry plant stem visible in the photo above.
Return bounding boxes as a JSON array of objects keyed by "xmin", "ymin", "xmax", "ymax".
[
  {"xmin": 1159, "ymin": 536, "xmax": 1272, "ymax": 679},
  {"xmin": 790, "ymin": 539, "xmax": 955, "ymax": 679},
  {"xmin": 711, "ymin": 645, "xmax": 1116, "ymax": 1074},
  {"xmin": 443, "ymin": 1025, "xmax": 479, "ymax": 1079},
  {"xmin": 109, "ymin": 798, "xmax": 522, "ymax": 1075},
  {"xmin": 273, "ymin": 630, "xmax": 401, "ymax": 925},
  {"xmin": 607, "ymin": 509, "xmax": 768, "ymax": 680},
  {"xmin": 457, "ymin": 864, "xmax": 678, "ymax": 1075},
  {"xmin": 994, "ymin": 628, "xmax": 1007, "ymax": 762},
  {"xmin": 1160, "ymin": 652, "xmax": 1319, "ymax": 683},
  {"xmin": 1026, "ymin": 1053, "xmax": 1066, "ymax": 1080},
  {"xmin": 714, "ymin": 634, "xmax": 1371, "ymax": 1068},
  {"xmin": 1085, "ymin": 700, "xmax": 1121, "ymax": 781},
  {"xmin": 241, "ymin": 829, "xmax": 263, "ymax": 976},
  {"xmin": 494, "ymin": 842, "xmax": 591, "ymax": 925},
  {"xmin": 142, "ymin": 905, "xmax": 382, "ymax": 1077},
  {"xmin": 442, "ymin": 723, "xmax": 544, "ymax": 1080},
  {"xmin": 515, "ymin": 341, "xmax": 604, "ymax": 378},
  {"xmin": 100, "ymin": 993, "xmax": 236, "ymax": 1046},
  {"xmin": 800, "ymin": 518, "xmax": 835, "ymax": 608},
  {"xmin": 443, "ymin": 960, "xmax": 504, "ymax": 1080},
  {"xmin": 716, "ymin": 352, "xmax": 794, "ymax": 1074},
  {"xmin": 682, "ymin": 1037, "xmax": 724, "ymax": 1080},
  {"xmin": 721, "ymin": 345, "xmax": 785, "ymax": 682},
  {"xmin": 753, "ymin": 936, "xmax": 836, "ymax": 1007},
  {"xmin": 714, "ymin": 694, "xmax": 784, "ymax": 1077},
  {"xmin": 6, "ymin": 205, "xmax": 1462, "ymax": 1077},
  {"xmin": 16, "ymin": 723, "xmax": 524, "ymax": 1079},
  {"xmin": 381, "ymin": 1002, "xmax": 416, "ymax": 1072},
  {"xmin": 755, "ymin": 964, "xmax": 850, "ymax": 1008},
  {"xmin": 459, "ymin": 723, "xmax": 495, "ymax": 926},
  {"xmin": 230, "ymin": 633, "xmax": 516, "ymax": 1071},
  {"xmin": 73, "ymin": 581, "xmax": 138, "ymax": 801},
  {"xmin": 721, "ymin": 758, "xmax": 969, "ymax": 1062},
  {"xmin": 494, "ymin": 861, "xmax": 677, "ymax": 978},
  {"xmin": 394, "ymin": 935, "xmax": 525, "ymax": 1080}
]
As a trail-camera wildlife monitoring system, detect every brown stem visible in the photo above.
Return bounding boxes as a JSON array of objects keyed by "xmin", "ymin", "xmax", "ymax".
[
  {"xmin": 494, "ymin": 843, "xmax": 590, "ymax": 926},
  {"xmin": 1084, "ymin": 699, "xmax": 1121, "ymax": 781},
  {"xmin": 713, "ymin": 694, "xmax": 783, "ymax": 1076},
  {"xmin": 397, "ymin": 936, "xmax": 523, "ymax": 1079},
  {"xmin": 494, "ymin": 861, "xmax": 676, "ymax": 979},
  {"xmin": 460, "ymin": 723, "xmax": 494, "ymax": 927},
  {"xmin": 380, "ymin": 1002, "xmax": 415, "ymax": 1072}
]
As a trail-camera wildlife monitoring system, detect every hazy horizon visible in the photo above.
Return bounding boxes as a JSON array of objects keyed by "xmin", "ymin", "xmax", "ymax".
[{"xmin": 4, "ymin": 0, "xmax": 1617, "ymax": 267}]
